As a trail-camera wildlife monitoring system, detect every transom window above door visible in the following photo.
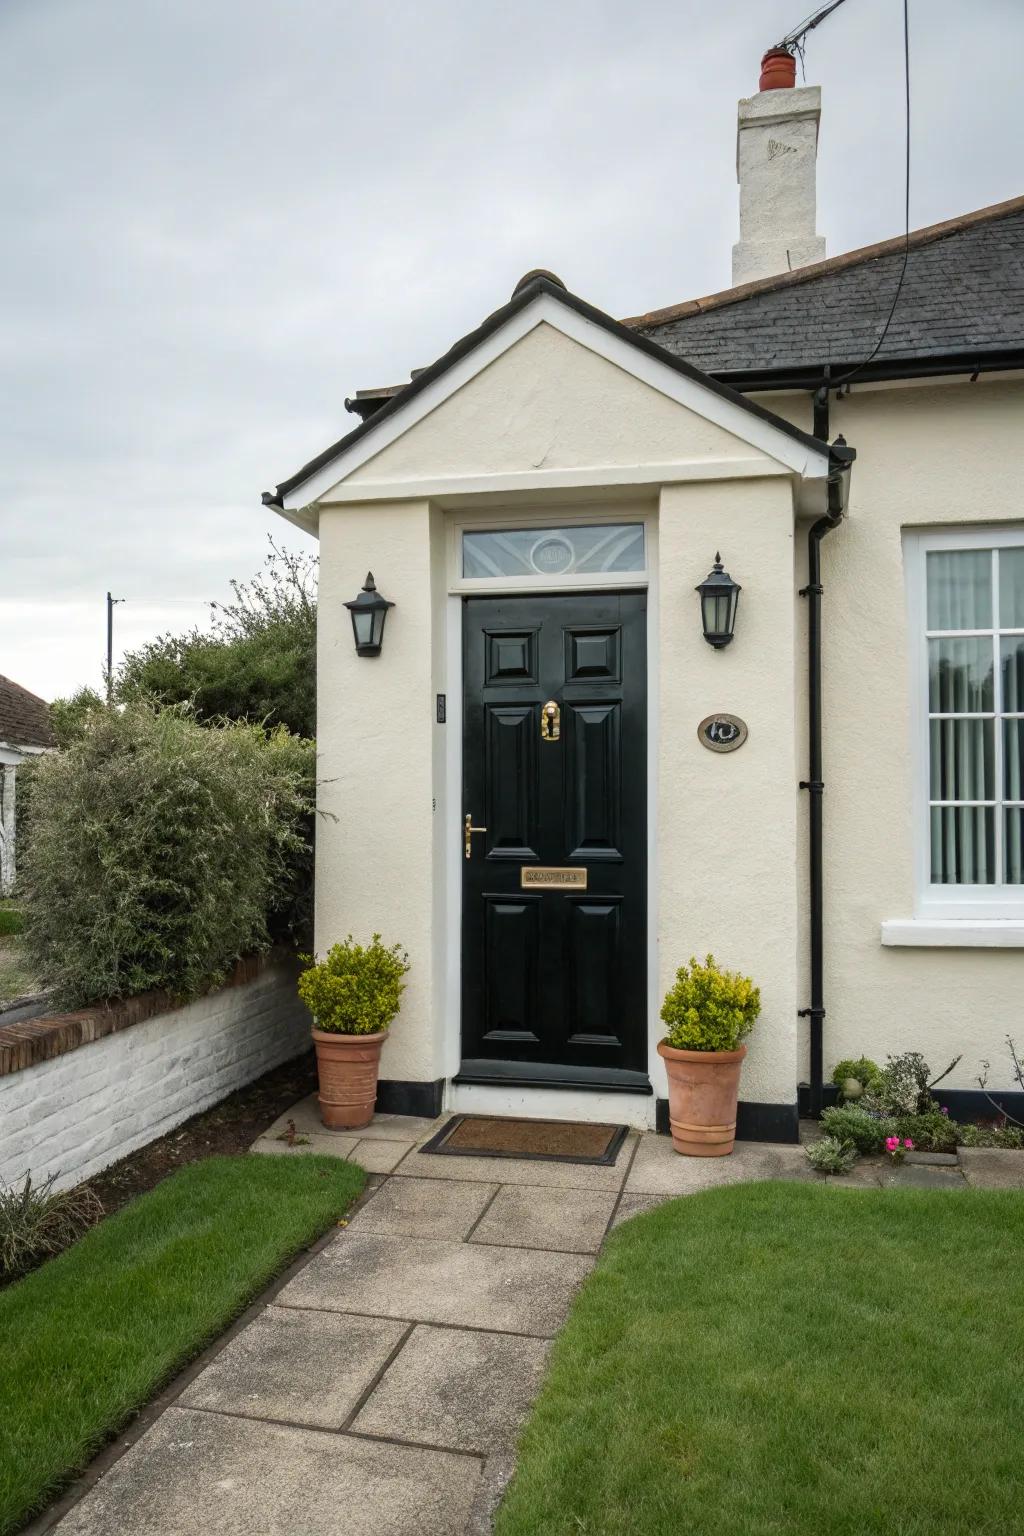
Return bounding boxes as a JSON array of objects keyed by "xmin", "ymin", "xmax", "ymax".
[
  {"xmin": 462, "ymin": 523, "xmax": 645, "ymax": 581},
  {"xmin": 908, "ymin": 528, "xmax": 1024, "ymax": 917}
]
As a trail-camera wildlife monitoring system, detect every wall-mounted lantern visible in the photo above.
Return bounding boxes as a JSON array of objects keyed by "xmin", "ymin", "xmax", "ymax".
[
  {"xmin": 696, "ymin": 553, "xmax": 741, "ymax": 649},
  {"xmin": 344, "ymin": 572, "xmax": 394, "ymax": 657}
]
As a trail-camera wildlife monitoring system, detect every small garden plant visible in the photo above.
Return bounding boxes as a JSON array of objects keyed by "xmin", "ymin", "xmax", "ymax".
[
  {"xmin": 297, "ymin": 934, "xmax": 410, "ymax": 1035},
  {"xmin": 660, "ymin": 955, "xmax": 760, "ymax": 1052},
  {"xmin": 805, "ymin": 1136, "xmax": 857, "ymax": 1176},
  {"xmin": 0, "ymin": 1174, "xmax": 103, "ymax": 1284}
]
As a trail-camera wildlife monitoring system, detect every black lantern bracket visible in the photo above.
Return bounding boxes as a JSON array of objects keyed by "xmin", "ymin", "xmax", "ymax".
[
  {"xmin": 344, "ymin": 571, "xmax": 394, "ymax": 657},
  {"xmin": 696, "ymin": 553, "xmax": 741, "ymax": 649}
]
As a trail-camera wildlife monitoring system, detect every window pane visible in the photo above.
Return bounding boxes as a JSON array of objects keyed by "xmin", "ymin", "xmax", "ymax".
[
  {"xmin": 1006, "ymin": 808, "xmax": 1024, "ymax": 885},
  {"xmin": 1002, "ymin": 636, "xmax": 1024, "ymax": 714},
  {"xmin": 998, "ymin": 547, "xmax": 1024, "ymax": 630},
  {"xmin": 930, "ymin": 806, "xmax": 995, "ymax": 884},
  {"xmin": 928, "ymin": 637, "xmax": 993, "ymax": 712},
  {"xmin": 926, "ymin": 549, "xmax": 991, "ymax": 630},
  {"xmin": 462, "ymin": 524, "xmax": 645, "ymax": 579},
  {"xmin": 929, "ymin": 718, "xmax": 994, "ymax": 800},
  {"xmin": 1005, "ymin": 719, "xmax": 1024, "ymax": 803}
]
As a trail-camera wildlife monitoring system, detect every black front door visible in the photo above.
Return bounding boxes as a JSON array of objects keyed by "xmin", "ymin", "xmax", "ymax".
[{"xmin": 460, "ymin": 591, "xmax": 647, "ymax": 1087}]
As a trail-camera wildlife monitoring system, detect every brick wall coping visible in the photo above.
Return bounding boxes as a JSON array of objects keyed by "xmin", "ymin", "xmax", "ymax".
[{"xmin": 0, "ymin": 953, "xmax": 298, "ymax": 1079}]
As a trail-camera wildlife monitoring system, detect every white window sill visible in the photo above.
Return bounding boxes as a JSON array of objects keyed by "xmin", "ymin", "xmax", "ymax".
[{"xmin": 881, "ymin": 920, "xmax": 1024, "ymax": 949}]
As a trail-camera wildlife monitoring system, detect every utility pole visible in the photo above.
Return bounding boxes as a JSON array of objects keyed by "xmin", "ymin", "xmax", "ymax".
[{"xmin": 106, "ymin": 592, "xmax": 124, "ymax": 702}]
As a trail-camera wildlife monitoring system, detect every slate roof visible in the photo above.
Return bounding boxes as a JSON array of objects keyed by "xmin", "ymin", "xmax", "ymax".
[
  {"xmin": 625, "ymin": 196, "xmax": 1024, "ymax": 384},
  {"xmin": 0, "ymin": 676, "xmax": 55, "ymax": 749}
]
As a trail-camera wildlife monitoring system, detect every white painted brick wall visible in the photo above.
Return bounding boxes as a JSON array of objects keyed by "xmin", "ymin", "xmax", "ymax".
[{"xmin": 0, "ymin": 965, "xmax": 311, "ymax": 1190}]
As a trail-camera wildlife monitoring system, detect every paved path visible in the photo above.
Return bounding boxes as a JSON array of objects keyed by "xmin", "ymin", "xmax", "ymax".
[{"xmin": 48, "ymin": 1100, "xmax": 1020, "ymax": 1535}]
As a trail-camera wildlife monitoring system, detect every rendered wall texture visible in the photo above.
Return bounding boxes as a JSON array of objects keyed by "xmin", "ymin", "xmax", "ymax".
[{"xmin": 768, "ymin": 377, "xmax": 1024, "ymax": 1091}]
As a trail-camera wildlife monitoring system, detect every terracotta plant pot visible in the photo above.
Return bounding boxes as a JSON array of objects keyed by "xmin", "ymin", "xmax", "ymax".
[
  {"xmin": 312, "ymin": 1027, "xmax": 387, "ymax": 1130},
  {"xmin": 657, "ymin": 1040, "xmax": 747, "ymax": 1157},
  {"xmin": 759, "ymin": 48, "xmax": 797, "ymax": 92}
]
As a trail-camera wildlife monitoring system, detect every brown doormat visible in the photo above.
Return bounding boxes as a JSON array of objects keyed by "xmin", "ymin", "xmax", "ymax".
[{"xmin": 420, "ymin": 1114, "xmax": 629, "ymax": 1166}]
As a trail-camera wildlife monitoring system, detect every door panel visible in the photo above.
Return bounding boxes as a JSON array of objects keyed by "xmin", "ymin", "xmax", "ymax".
[
  {"xmin": 461, "ymin": 591, "xmax": 646, "ymax": 1079},
  {"xmin": 565, "ymin": 701, "xmax": 622, "ymax": 860}
]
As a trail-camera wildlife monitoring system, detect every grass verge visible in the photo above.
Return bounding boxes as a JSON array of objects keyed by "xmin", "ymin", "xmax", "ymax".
[
  {"xmin": 0, "ymin": 1154, "xmax": 364, "ymax": 1535},
  {"xmin": 496, "ymin": 1182, "xmax": 1024, "ymax": 1536}
]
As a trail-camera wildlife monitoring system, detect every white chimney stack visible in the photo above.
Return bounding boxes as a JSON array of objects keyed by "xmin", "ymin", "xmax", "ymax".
[{"xmin": 731, "ymin": 49, "xmax": 826, "ymax": 287}]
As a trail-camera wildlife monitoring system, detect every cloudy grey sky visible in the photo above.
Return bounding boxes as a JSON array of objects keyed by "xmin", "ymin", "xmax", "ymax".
[{"xmin": 2, "ymin": 0, "xmax": 1020, "ymax": 702}]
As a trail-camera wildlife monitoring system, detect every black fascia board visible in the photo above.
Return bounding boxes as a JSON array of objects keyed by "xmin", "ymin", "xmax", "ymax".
[{"xmin": 261, "ymin": 276, "xmax": 828, "ymax": 509}]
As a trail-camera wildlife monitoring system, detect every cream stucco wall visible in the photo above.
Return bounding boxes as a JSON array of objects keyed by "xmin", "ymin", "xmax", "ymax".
[
  {"xmin": 657, "ymin": 479, "xmax": 800, "ymax": 1107},
  {"xmin": 765, "ymin": 377, "xmax": 1024, "ymax": 1094},
  {"xmin": 343, "ymin": 322, "xmax": 776, "ymax": 485},
  {"xmin": 316, "ymin": 499, "xmax": 443, "ymax": 1085}
]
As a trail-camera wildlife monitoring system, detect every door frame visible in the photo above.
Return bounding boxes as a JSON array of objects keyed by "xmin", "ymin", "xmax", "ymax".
[{"xmin": 439, "ymin": 505, "xmax": 660, "ymax": 1104}]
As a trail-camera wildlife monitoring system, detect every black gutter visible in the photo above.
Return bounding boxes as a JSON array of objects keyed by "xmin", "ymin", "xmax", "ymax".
[
  {"xmin": 799, "ymin": 427, "xmax": 856, "ymax": 1117},
  {"xmin": 708, "ymin": 348, "xmax": 1024, "ymax": 395}
]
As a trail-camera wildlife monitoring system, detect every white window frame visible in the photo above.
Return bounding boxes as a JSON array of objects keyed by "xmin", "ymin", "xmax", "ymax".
[{"xmin": 905, "ymin": 524, "xmax": 1024, "ymax": 920}]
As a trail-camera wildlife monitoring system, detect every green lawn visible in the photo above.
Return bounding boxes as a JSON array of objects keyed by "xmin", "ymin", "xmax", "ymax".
[
  {"xmin": 0, "ymin": 1154, "xmax": 364, "ymax": 1536},
  {"xmin": 497, "ymin": 1183, "xmax": 1024, "ymax": 1536}
]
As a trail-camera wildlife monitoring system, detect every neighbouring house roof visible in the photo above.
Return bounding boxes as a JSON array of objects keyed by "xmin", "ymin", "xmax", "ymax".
[
  {"xmin": 624, "ymin": 195, "xmax": 1024, "ymax": 385},
  {"xmin": 263, "ymin": 273, "xmax": 831, "ymax": 509},
  {"xmin": 0, "ymin": 675, "xmax": 56, "ymax": 750}
]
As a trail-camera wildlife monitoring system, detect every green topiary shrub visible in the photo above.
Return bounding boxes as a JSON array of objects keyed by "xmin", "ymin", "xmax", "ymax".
[
  {"xmin": 660, "ymin": 955, "xmax": 760, "ymax": 1053},
  {"xmin": 298, "ymin": 935, "xmax": 410, "ymax": 1035},
  {"xmin": 819, "ymin": 1103, "xmax": 896, "ymax": 1154},
  {"xmin": 805, "ymin": 1136, "xmax": 858, "ymax": 1176},
  {"xmin": 21, "ymin": 703, "xmax": 314, "ymax": 1009}
]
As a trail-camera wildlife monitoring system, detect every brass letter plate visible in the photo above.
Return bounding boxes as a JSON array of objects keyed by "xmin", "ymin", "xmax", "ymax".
[{"xmin": 521, "ymin": 866, "xmax": 587, "ymax": 891}]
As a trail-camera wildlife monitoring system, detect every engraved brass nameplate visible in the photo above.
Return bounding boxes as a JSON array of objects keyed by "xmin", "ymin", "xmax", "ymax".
[{"xmin": 521, "ymin": 867, "xmax": 587, "ymax": 890}]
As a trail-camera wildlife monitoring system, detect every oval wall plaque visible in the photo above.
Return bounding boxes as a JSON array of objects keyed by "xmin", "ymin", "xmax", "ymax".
[{"xmin": 698, "ymin": 714, "xmax": 748, "ymax": 753}]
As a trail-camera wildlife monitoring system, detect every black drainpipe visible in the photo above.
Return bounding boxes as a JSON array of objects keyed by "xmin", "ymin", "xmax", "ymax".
[{"xmin": 799, "ymin": 374, "xmax": 852, "ymax": 1117}]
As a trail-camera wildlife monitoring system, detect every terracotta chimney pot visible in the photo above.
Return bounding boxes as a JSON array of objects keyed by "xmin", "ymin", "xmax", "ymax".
[{"xmin": 759, "ymin": 49, "xmax": 797, "ymax": 91}]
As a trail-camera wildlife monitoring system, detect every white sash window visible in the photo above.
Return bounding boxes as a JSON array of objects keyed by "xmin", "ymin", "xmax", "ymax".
[{"xmin": 906, "ymin": 527, "xmax": 1024, "ymax": 918}]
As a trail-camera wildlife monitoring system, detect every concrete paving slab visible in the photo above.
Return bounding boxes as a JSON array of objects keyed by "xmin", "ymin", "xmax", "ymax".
[
  {"xmin": 250, "ymin": 1132, "xmax": 359, "ymax": 1159},
  {"xmin": 470, "ymin": 1184, "xmax": 616, "ymax": 1253},
  {"xmin": 276, "ymin": 1231, "xmax": 593, "ymax": 1336},
  {"xmin": 178, "ymin": 1307, "xmax": 408, "ymax": 1429},
  {"xmin": 608, "ymin": 1191, "xmax": 673, "ymax": 1229},
  {"xmin": 392, "ymin": 1135, "xmax": 636, "ymax": 1191},
  {"xmin": 880, "ymin": 1164, "xmax": 965, "ymax": 1190},
  {"xmin": 348, "ymin": 1139, "xmax": 413, "ymax": 1174},
  {"xmin": 625, "ymin": 1134, "xmax": 811, "ymax": 1195},
  {"xmin": 352, "ymin": 1177, "xmax": 498, "ymax": 1241},
  {"xmin": 352, "ymin": 1324, "xmax": 551, "ymax": 1453},
  {"xmin": 263, "ymin": 1094, "xmax": 441, "ymax": 1144},
  {"xmin": 54, "ymin": 1406, "xmax": 480, "ymax": 1536},
  {"xmin": 958, "ymin": 1148, "xmax": 1024, "ymax": 1189}
]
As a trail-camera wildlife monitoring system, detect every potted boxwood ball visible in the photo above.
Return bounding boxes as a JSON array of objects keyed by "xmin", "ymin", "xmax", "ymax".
[
  {"xmin": 297, "ymin": 935, "xmax": 410, "ymax": 1130},
  {"xmin": 657, "ymin": 954, "xmax": 761, "ymax": 1157}
]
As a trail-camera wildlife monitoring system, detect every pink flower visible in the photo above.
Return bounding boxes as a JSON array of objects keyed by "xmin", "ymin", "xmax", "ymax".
[
  {"xmin": 904, "ymin": 1138, "xmax": 914, "ymax": 1149},
  {"xmin": 940, "ymin": 1106, "xmax": 949, "ymax": 1115},
  {"xmin": 885, "ymin": 1136, "xmax": 899, "ymax": 1151}
]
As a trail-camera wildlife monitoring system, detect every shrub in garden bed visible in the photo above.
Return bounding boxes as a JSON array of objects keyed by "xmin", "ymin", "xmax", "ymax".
[
  {"xmin": 958, "ymin": 1122, "xmax": 1024, "ymax": 1150},
  {"xmin": 0, "ymin": 1175, "xmax": 103, "ymax": 1284},
  {"xmin": 20, "ymin": 703, "xmax": 314, "ymax": 1009},
  {"xmin": 805, "ymin": 1136, "xmax": 858, "ymax": 1175},
  {"xmin": 819, "ymin": 1103, "xmax": 896, "ymax": 1154}
]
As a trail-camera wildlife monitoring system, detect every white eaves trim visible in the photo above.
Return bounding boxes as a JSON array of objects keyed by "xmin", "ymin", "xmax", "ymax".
[{"xmin": 280, "ymin": 292, "xmax": 830, "ymax": 511}]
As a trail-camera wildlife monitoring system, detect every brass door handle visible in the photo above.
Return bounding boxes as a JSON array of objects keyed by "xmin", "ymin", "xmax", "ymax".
[
  {"xmin": 465, "ymin": 813, "xmax": 487, "ymax": 859},
  {"xmin": 540, "ymin": 700, "xmax": 560, "ymax": 741}
]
